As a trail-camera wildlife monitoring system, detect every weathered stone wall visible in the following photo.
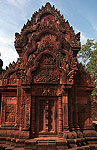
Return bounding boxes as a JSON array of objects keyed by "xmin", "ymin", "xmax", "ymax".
[{"xmin": 92, "ymin": 100, "xmax": 97, "ymax": 121}]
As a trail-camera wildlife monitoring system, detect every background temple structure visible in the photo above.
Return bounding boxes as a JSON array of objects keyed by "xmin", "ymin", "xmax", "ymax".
[{"xmin": 0, "ymin": 2, "xmax": 96, "ymax": 150}]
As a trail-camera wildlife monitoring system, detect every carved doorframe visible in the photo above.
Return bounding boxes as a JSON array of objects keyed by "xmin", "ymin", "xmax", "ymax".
[
  {"xmin": 30, "ymin": 84, "xmax": 66, "ymax": 138},
  {"xmin": 35, "ymin": 96, "xmax": 58, "ymax": 137}
]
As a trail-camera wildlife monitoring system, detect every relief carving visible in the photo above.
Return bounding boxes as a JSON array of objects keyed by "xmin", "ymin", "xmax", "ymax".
[
  {"xmin": 3, "ymin": 2, "xmax": 81, "ymax": 87},
  {"xmin": 5, "ymin": 97, "xmax": 17, "ymax": 123},
  {"xmin": 33, "ymin": 86, "xmax": 57, "ymax": 96},
  {"xmin": 5, "ymin": 113, "xmax": 16, "ymax": 122},
  {"xmin": 33, "ymin": 69, "xmax": 60, "ymax": 83},
  {"xmin": 0, "ymin": 2, "xmax": 95, "ymax": 141}
]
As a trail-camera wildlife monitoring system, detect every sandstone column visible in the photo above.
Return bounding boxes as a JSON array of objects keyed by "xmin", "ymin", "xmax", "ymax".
[
  {"xmin": 68, "ymin": 90, "xmax": 74, "ymax": 130},
  {"xmin": 74, "ymin": 87, "xmax": 79, "ymax": 129},
  {"xmin": 58, "ymin": 96, "xmax": 63, "ymax": 137},
  {"xmin": 62, "ymin": 92, "xmax": 69, "ymax": 131},
  {"xmin": 17, "ymin": 79, "xmax": 21, "ymax": 128},
  {"xmin": 30, "ymin": 96, "xmax": 35, "ymax": 138}
]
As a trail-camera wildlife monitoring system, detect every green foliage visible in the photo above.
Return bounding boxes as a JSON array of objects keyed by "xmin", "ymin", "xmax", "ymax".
[
  {"xmin": 91, "ymin": 88, "xmax": 97, "ymax": 99},
  {"xmin": 78, "ymin": 39, "xmax": 97, "ymax": 99},
  {"xmin": 87, "ymin": 48, "xmax": 97, "ymax": 76}
]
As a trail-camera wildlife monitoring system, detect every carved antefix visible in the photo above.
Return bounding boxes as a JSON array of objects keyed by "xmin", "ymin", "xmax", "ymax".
[{"xmin": 0, "ymin": 2, "xmax": 96, "ymax": 149}]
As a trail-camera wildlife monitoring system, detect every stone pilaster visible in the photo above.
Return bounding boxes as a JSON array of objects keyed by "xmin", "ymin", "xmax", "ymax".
[
  {"xmin": 1, "ymin": 95, "xmax": 6, "ymax": 125},
  {"xmin": 62, "ymin": 92, "xmax": 69, "ymax": 131},
  {"xmin": 58, "ymin": 96, "xmax": 63, "ymax": 137},
  {"xmin": 74, "ymin": 87, "xmax": 79, "ymax": 129},
  {"xmin": 30, "ymin": 96, "xmax": 35, "ymax": 138},
  {"xmin": 20, "ymin": 88, "xmax": 25, "ymax": 129},
  {"xmin": 68, "ymin": 90, "xmax": 74, "ymax": 130},
  {"xmin": 45, "ymin": 100, "xmax": 49, "ymax": 132},
  {"xmin": 25, "ymin": 91, "xmax": 31, "ymax": 129},
  {"xmin": 17, "ymin": 79, "xmax": 21, "ymax": 127}
]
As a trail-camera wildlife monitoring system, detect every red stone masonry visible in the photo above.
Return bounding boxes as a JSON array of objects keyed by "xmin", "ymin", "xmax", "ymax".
[{"xmin": 0, "ymin": 2, "xmax": 96, "ymax": 149}]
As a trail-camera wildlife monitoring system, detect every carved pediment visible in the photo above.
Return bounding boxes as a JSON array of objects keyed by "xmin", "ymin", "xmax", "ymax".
[
  {"xmin": 14, "ymin": 2, "xmax": 81, "ymax": 56},
  {"xmin": 33, "ymin": 55, "xmax": 59, "ymax": 83},
  {"xmin": 3, "ymin": 3, "xmax": 81, "ymax": 86}
]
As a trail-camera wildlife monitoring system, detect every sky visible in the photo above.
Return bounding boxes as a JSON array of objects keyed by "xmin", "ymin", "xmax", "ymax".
[{"xmin": 0, "ymin": 0, "xmax": 97, "ymax": 68}]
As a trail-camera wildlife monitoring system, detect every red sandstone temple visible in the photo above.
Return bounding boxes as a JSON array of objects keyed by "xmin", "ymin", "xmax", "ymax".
[{"xmin": 0, "ymin": 2, "xmax": 96, "ymax": 149}]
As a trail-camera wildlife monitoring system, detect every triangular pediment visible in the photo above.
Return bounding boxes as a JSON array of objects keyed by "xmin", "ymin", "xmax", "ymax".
[{"xmin": 3, "ymin": 3, "xmax": 81, "ymax": 85}]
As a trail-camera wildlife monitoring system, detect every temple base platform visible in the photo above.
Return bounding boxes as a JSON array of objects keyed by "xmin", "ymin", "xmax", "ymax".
[{"xmin": 0, "ymin": 133, "xmax": 97, "ymax": 150}]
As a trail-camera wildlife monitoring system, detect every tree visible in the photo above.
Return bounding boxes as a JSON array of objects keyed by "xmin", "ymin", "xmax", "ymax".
[{"xmin": 78, "ymin": 39, "xmax": 97, "ymax": 99}]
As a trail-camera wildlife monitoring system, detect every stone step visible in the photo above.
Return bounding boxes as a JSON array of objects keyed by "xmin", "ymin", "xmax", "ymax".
[
  {"xmin": 12, "ymin": 148, "xmax": 25, "ymax": 150},
  {"xmin": 0, "ymin": 144, "xmax": 25, "ymax": 150},
  {"xmin": 5, "ymin": 147, "xmax": 14, "ymax": 150},
  {"xmin": 1, "ymin": 137, "xmax": 97, "ymax": 150},
  {"xmin": 69, "ymin": 145, "xmax": 90, "ymax": 150},
  {"xmin": 69, "ymin": 144, "xmax": 97, "ymax": 150}
]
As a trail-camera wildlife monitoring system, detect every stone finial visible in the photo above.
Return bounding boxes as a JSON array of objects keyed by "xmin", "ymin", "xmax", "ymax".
[{"xmin": 45, "ymin": 2, "xmax": 51, "ymax": 8}]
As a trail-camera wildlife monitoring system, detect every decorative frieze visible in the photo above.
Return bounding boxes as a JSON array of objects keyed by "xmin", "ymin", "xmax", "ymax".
[{"xmin": 0, "ymin": 2, "xmax": 95, "ymax": 146}]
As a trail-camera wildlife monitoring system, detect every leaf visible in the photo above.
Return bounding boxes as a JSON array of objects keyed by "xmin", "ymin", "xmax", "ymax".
[{"xmin": 78, "ymin": 39, "xmax": 97, "ymax": 98}]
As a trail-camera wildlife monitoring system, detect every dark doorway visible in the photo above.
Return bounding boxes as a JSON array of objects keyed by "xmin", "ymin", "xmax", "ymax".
[{"xmin": 35, "ymin": 97, "xmax": 58, "ymax": 137}]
